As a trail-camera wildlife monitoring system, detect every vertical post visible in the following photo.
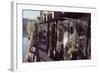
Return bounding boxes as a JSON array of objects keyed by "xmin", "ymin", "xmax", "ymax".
[
  {"xmin": 85, "ymin": 21, "xmax": 91, "ymax": 58},
  {"xmin": 35, "ymin": 23, "xmax": 40, "ymax": 61},
  {"xmin": 47, "ymin": 22, "xmax": 50, "ymax": 53}
]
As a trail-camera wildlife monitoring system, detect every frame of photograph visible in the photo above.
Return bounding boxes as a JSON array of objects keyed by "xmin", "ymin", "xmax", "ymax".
[{"xmin": 11, "ymin": 1, "xmax": 97, "ymax": 71}]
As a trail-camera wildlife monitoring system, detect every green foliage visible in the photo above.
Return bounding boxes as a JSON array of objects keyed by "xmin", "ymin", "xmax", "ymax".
[{"xmin": 26, "ymin": 20, "xmax": 37, "ymax": 38}]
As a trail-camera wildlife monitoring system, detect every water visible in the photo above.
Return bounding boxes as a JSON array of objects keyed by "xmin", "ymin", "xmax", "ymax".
[{"xmin": 22, "ymin": 37, "xmax": 29, "ymax": 62}]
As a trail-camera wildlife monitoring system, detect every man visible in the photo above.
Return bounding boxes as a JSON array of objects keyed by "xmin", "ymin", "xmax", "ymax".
[{"xmin": 24, "ymin": 46, "xmax": 36, "ymax": 62}]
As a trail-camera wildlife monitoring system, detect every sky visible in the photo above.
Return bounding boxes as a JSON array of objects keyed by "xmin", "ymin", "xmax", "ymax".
[{"xmin": 23, "ymin": 10, "xmax": 40, "ymax": 20}]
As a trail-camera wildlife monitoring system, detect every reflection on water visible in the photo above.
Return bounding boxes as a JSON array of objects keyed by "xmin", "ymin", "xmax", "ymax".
[{"xmin": 22, "ymin": 37, "xmax": 29, "ymax": 62}]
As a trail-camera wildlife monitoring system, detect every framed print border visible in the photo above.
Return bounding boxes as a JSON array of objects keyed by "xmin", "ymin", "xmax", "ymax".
[{"xmin": 11, "ymin": 1, "xmax": 97, "ymax": 71}]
